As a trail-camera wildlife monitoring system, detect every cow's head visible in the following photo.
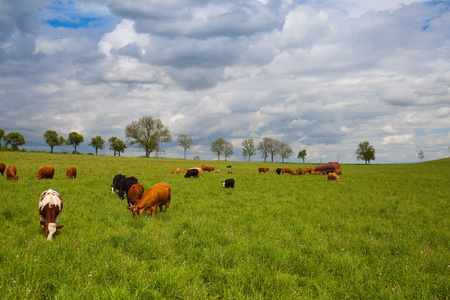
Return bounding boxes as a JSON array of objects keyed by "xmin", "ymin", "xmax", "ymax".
[
  {"xmin": 131, "ymin": 205, "xmax": 144, "ymax": 217},
  {"xmin": 40, "ymin": 221, "xmax": 63, "ymax": 240}
]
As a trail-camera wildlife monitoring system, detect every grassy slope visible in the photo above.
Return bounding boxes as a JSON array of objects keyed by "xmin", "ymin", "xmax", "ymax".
[{"xmin": 0, "ymin": 152, "xmax": 449, "ymax": 299}]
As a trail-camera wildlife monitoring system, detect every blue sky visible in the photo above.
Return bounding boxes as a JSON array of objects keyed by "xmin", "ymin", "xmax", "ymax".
[{"xmin": 0, "ymin": 0, "xmax": 449, "ymax": 163}]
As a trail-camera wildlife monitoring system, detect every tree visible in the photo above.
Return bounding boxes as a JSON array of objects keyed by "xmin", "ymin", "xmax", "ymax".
[
  {"xmin": 109, "ymin": 137, "xmax": 118, "ymax": 156},
  {"xmin": 355, "ymin": 141, "xmax": 375, "ymax": 164},
  {"xmin": 297, "ymin": 149, "xmax": 307, "ymax": 163},
  {"xmin": 278, "ymin": 142, "xmax": 293, "ymax": 163},
  {"xmin": 211, "ymin": 138, "xmax": 226, "ymax": 160},
  {"xmin": 43, "ymin": 130, "xmax": 66, "ymax": 153},
  {"xmin": 242, "ymin": 138, "xmax": 256, "ymax": 162},
  {"xmin": 112, "ymin": 139, "xmax": 127, "ymax": 156},
  {"xmin": 417, "ymin": 150, "xmax": 425, "ymax": 162},
  {"xmin": 177, "ymin": 134, "xmax": 194, "ymax": 160},
  {"xmin": 224, "ymin": 141, "xmax": 234, "ymax": 161},
  {"xmin": 258, "ymin": 137, "xmax": 280, "ymax": 163},
  {"xmin": 0, "ymin": 129, "xmax": 4, "ymax": 148},
  {"xmin": 67, "ymin": 132, "xmax": 84, "ymax": 154},
  {"xmin": 89, "ymin": 136, "xmax": 105, "ymax": 155},
  {"xmin": 125, "ymin": 116, "xmax": 172, "ymax": 158},
  {"xmin": 4, "ymin": 132, "xmax": 26, "ymax": 151}
]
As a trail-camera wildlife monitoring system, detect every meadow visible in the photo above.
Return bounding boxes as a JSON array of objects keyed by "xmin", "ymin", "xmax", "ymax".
[{"xmin": 0, "ymin": 152, "xmax": 448, "ymax": 299}]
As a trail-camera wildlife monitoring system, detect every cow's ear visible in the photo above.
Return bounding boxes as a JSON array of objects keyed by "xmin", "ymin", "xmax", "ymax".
[{"xmin": 56, "ymin": 225, "xmax": 64, "ymax": 229}]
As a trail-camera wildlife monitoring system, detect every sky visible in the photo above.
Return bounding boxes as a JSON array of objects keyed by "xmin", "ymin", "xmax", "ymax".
[{"xmin": 0, "ymin": 0, "xmax": 449, "ymax": 163}]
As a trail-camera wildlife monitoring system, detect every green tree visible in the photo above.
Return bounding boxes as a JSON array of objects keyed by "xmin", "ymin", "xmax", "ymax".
[
  {"xmin": 355, "ymin": 141, "xmax": 376, "ymax": 164},
  {"xmin": 417, "ymin": 150, "xmax": 425, "ymax": 162},
  {"xmin": 43, "ymin": 130, "xmax": 66, "ymax": 153},
  {"xmin": 109, "ymin": 137, "xmax": 118, "ymax": 156},
  {"xmin": 4, "ymin": 132, "xmax": 26, "ymax": 151},
  {"xmin": 0, "ymin": 129, "xmax": 5, "ymax": 148},
  {"xmin": 109, "ymin": 137, "xmax": 127, "ymax": 156},
  {"xmin": 224, "ymin": 141, "xmax": 234, "ymax": 161},
  {"xmin": 211, "ymin": 138, "xmax": 226, "ymax": 160},
  {"xmin": 279, "ymin": 142, "xmax": 293, "ymax": 163},
  {"xmin": 177, "ymin": 134, "xmax": 194, "ymax": 160},
  {"xmin": 297, "ymin": 149, "xmax": 307, "ymax": 163},
  {"xmin": 89, "ymin": 136, "xmax": 105, "ymax": 156},
  {"xmin": 125, "ymin": 116, "xmax": 172, "ymax": 158},
  {"xmin": 242, "ymin": 138, "xmax": 256, "ymax": 162},
  {"xmin": 67, "ymin": 132, "xmax": 84, "ymax": 154},
  {"xmin": 258, "ymin": 137, "xmax": 280, "ymax": 163}
]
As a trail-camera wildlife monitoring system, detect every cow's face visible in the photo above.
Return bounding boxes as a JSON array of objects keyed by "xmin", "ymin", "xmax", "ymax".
[{"xmin": 40, "ymin": 221, "xmax": 63, "ymax": 240}]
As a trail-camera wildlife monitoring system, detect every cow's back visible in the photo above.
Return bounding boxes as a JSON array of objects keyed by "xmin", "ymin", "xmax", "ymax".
[
  {"xmin": 36, "ymin": 166, "xmax": 55, "ymax": 179},
  {"xmin": 6, "ymin": 166, "xmax": 18, "ymax": 180},
  {"xmin": 0, "ymin": 162, "xmax": 6, "ymax": 175}
]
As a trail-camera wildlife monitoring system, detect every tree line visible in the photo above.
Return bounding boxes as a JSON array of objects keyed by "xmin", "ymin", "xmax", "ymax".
[{"xmin": 1, "ymin": 116, "xmax": 385, "ymax": 164}]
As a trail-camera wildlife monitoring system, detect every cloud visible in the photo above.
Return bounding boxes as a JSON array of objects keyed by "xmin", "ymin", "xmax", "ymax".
[{"xmin": 381, "ymin": 133, "xmax": 415, "ymax": 145}]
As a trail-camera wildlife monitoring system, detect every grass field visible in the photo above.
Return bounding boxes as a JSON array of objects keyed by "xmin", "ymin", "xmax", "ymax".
[{"xmin": 0, "ymin": 152, "xmax": 449, "ymax": 299}]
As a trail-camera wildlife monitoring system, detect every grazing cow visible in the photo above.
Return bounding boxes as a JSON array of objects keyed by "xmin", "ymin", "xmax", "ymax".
[
  {"xmin": 327, "ymin": 172, "xmax": 340, "ymax": 181},
  {"xmin": 222, "ymin": 178, "xmax": 235, "ymax": 188},
  {"xmin": 227, "ymin": 165, "xmax": 232, "ymax": 168},
  {"xmin": 258, "ymin": 167, "xmax": 269, "ymax": 174},
  {"xmin": 228, "ymin": 170, "xmax": 233, "ymax": 174},
  {"xmin": 304, "ymin": 168, "xmax": 313, "ymax": 174},
  {"xmin": 281, "ymin": 168, "xmax": 294, "ymax": 175},
  {"xmin": 296, "ymin": 168, "xmax": 303, "ymax": 175},
  {"xmin": 131, "ymin": 183, "xmax": 171, "ymax": 217},
  {"xmin": 216, "ymin": 169, "xmax": 220, "ymax": 173},
  {"xmin": 117, "ymin": 176, "xmax": 138, "ymax": 200},
  {"xmin": 39, "ymin": 189, "xmax": 63, "ymax": 240},
  {"xmin": 127, "ymin": 183, "xmax": 144, "ymax": 207},
  {"xmin": 175, "ymin": 168, "xmax": 181, "ymax": 174},
  {"xmin": 170, "ymin": 168, "xmax": 175, "ymax": 173},
  {"xmin": 0, "ymin": 162, "xmax": 6, "ymax": 175},
  {"xmin": 190, "ymin": 167, "xmax": 203, "ymax": 176},
  {"xmin": 6, "ymin": 166, "xmax": 18, "ymax": 180},
  {"xmin": 36, "ymin": 166, "xmax": 55, "ymax": 180},
  {"xmin": 66, "ymin": 167, "xmax": 77, "ymax": 179},
  {"xmin": 202, "ymin": 164, "xmax": 214, "ymax": 172},
  {"xmin": 311, "ymin": 170, "xmax": 323, "ymax": 175},
  {"xmin": 336, "ymin": 169, "xmax": 342, "ymax": 175},
  {"xmin": 111, "ymin": 174, "xmax": 126, "ymax": 193},
  {"xmin": 276, "ymin": 168, "xmax": 282, "ymax": 175},
  {"xmin": 184, "ymin": 169, "xmax": 199, "ymax": 178}
]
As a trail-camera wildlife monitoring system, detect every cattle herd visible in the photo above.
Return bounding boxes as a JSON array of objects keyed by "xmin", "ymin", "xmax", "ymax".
[{"xmin": 1, "ymin": 161, "xmax": 341, "ymax": 241}]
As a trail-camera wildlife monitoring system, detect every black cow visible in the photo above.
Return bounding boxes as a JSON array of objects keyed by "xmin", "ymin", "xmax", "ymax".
[
  {"xmin": 222, "ymin": 178, "xmax": 235, "ymax": 188},
  {"xmin": 184, "ymin": 169, "xmax": 199, "ymax": 178},
  {"xmin": 111, "ymin": 174, "xmax": 126, "ymax": 193},
  {"xmin": 276, "ymin": 168, "xmax": 282, "ymax": 175},
  {"xmin": 118, "ymin": 176, "xmax": 138, "ymax": 200}
]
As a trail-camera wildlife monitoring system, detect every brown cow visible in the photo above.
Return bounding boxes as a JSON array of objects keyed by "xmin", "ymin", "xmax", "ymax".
[
  {"xmin": 131, "ymin": 182, "xmax": 171, "ymax": 217},
  {"xmin": 327, "ymin": 172, "xmax": 340, "ymax": 181},
  {"xmin": 6, "ymin": 166, "xmax": 18, "ymax": 180},
  {"xmin": 0, "ymin": 162, "xmax": 6, "ymax": 175},
  {"xmin": 39, "ymin": 189, "xmax": 63, "ymax": 240},
  {"xmin": 228, "ymin": 170, "xmax": 233, "ymax": 174},
  {"xmin": 296, "ymin": 168, "xmax": 303, "ymax": 175},
  {"xmin": 170, "ymin": 168, "xmax": 175, "ymax": 173},
  {"xmin": 281, "ymin": 168, "xmax": 294, "ymax": 175},
  {"xmin": 258, "ymin": 167, "xmax": 269, "ymax": 174},
  {"xmin": 127, "ymin": 183, "xmax": 144, "ymax": 207},
  {"xmin": 311, "ymin": 170, "xmax": 323, "ymax": 175},
  {"xmin": 174, "ymin": 168, "xmax": 181, "ymax": 174},
  {"xmin": 202, "ymin": 164, "xmax": 214, "ymax": 172},
  {"xmin": 36, "ymin": 166, "xmax": 55, "ymax": 179},
  {"xmin": 304, "ymin": 168, "xmax": 313, "ymax": 174},
  {"xmin": 66, "ymin": 167, "xmax": 77, "ymax": 179},
  {"xmin": 336, "ymin": 169, "xmax": 342, "ymax": 175}
]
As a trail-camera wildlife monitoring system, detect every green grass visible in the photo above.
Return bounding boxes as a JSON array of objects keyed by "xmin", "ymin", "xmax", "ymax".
[{"xmin": 0, "ymin": 152, "xmax": 449, "ymax": 299}]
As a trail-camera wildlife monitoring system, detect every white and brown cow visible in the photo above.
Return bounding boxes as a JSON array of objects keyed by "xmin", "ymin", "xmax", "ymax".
[{"xmin": 39, "ymin": 189, "xmax": 64, "ymax": 240}]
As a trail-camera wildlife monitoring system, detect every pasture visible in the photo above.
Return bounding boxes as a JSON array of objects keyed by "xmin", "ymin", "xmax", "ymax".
[{"xmin": 0, "ymin": 152, "xmax": 448, "ymax": 299}]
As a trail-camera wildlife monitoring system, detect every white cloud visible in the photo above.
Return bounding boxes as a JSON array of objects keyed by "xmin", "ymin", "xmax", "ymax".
[{"xmin": 381, "ymin": 133, "xmax": 415, "ymax": 145}]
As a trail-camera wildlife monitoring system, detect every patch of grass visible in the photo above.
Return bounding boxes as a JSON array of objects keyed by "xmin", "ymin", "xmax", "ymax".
[{"xmin": 0, "ymin": 153, "xmax": 449, "ymax": 298}]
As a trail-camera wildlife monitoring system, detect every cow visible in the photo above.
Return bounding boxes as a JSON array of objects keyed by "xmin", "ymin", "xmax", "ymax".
[
  {"xmin": 276, "ymin": 168, "xmax": 282, "ymax": 175},
  {"xmin": 227, "ymin": 165, "xmax": 232, "ymax": 168},
  {"xmin": 228, "ymin": 170, "xmax": 233, "ymax": 174},
  {"xmin": 131, "ymin": 182, "xmax": 171, "ymax": 217},
  {"xmin": 202, "ymin": 164, "xmax": 214, "ymax": 172},
  {"xmin": 190, "ymin": 167, "xmax": 203, "ymax": 176},
  {"xmin": 222, "ymin": 178, "xmax": 235, "ymax": 188},
  {"xmin": 311, "ymin": 170, "xmax": 323, "ymax": 175},
  {"xmin": 174, "ymin": 168, "xmax": 181, "ymax": 174},
  {"xmin": 117, "ymin": 176, "xmax": 138, "ymax": 200},
  {"xmin": 36, "ymin": 166, "xmax": 55, "ymax": 180},
  {"xmin": 66, "ymin": 167, "xmax": 77, "ymax": 179},
  {"xmin": 170, "ymin": 168, "xmax": 175, "ymax": 173},
  {"xmin": 336, "ymin": 169, "xmax": 342, "ymax": 175},
  {"xmin": 304, "ymin": 168, "xmax": 313, "ymax": 174},
  {"xmin": 0, "ymin": 162, "xmax": 6, "ymax": 175},
  {"xmin": 258, "ymin": 167, "xmax": 269, "ymax": 174},
  {"xmin": 6, "ymin": 166, "xmax": 18, "ymax": 180},
  {"xmin": 296, "ymin": 168, "xmax": 303, "ymax": 175},
  {"xmin": 111, "ymin": 174, "xmax": 126, "ymax": 193},
  {"xmin": 39, "ymin": 189, "xmax": 63, "ymax": 240},
  {"xmin": 327, "ymin": 172, "xmax": 340, "ymax": 181},
  {"xmin": 127, "ymin": 183, "xmax": 144, "ymax": 207},
  {"xmin": 184, "ymin": 169, "xmax": 199, "ymax": 178},
  {"xmin": 281, "ymin": 168, "xmax": 294, "ymax": 175}
]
